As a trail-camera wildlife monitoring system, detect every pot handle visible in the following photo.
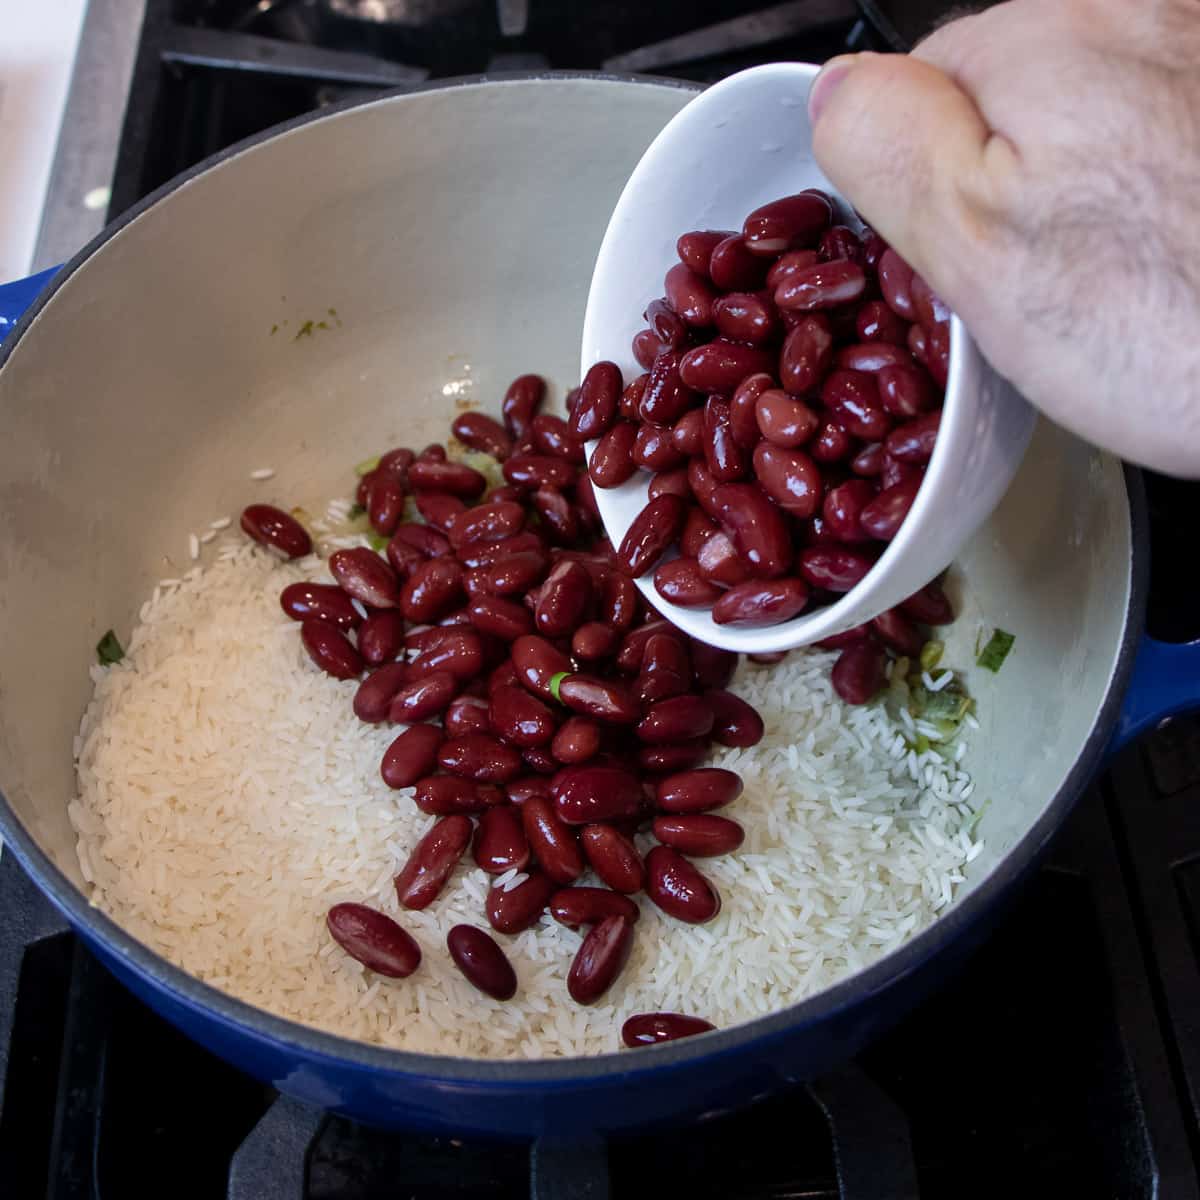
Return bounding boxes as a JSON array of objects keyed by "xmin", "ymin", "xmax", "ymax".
[
  {"xmin": 0, "ymin": 267, "xmax": 60, "ymax": 344},
  {"xmin": 1110, "ymin": 634, "xmax": 1200, "ymax": 753}
]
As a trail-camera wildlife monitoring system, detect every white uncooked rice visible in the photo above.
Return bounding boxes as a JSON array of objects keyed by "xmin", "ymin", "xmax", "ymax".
[{"xmin": 70, "ymin": 542, "xmax": 980, "ymax": 1059}]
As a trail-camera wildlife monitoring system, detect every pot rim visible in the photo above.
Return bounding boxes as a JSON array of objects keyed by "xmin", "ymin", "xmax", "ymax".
[{"xmin": 0, "ymin": 70, "xmax": 1150, "ymax": 1086}]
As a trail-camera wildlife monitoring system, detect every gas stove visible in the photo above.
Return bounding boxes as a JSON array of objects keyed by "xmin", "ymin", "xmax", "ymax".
[{"xmin": 8, "ymin": 3, "xmax": 1200, "ymax": 1196}]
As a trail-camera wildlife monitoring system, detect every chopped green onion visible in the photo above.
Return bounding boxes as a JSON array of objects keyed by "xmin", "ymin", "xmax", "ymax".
[
  {"xmin": 347, "ymin": 503, "xmax": 366, "ymax": 521},
  {"xmin": 366, "ymin": 531, "xmax": 388, "ymax": 552},
  {"xmin": 914, "ymin": 733, "xmax": 930, "ymax": 755},
  {"xmin": 919, "ymin": 640, "xmax": 944, "ymax": 672},
  {"xmin": 354, "ymin": 455, "xmax": 380, "ymax": 477},
  {"xmin": 891, "ymin": 656, "xmax": 911, "ymax": 683},
  {"xmin": 977, "ymin": 629, "xmax": 1015, "ymax": 672},
  {"xmin": 96, "ymin": 630, "xmax": 124, "ymax": 665},
  {"xmin": 921, "ymin": 683, "xmax": 972, "ymax": 723},
  {"xmin": 966, "ymin": 797, "xmax": 992, "ymax": 837},
  {"xmin": 548, "ymin": 671, "xmax": 570, "ymax": 703}
]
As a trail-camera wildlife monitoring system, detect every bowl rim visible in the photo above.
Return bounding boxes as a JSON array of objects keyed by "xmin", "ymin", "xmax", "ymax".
[{"xmin": 0, "ymin": 70, "xmax": 1149, "ymax": 1087}]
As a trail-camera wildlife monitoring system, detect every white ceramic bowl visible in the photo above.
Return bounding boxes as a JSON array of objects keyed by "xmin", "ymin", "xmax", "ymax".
[{"xmin": 582, "ymin": 63, "xmax": 1036, "ymax": 654}]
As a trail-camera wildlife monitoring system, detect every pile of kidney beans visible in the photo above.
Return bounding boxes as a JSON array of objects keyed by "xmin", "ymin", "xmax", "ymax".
[{"xmin": 583, "ymin": 189, "xmax": 951, "ymax": 633}]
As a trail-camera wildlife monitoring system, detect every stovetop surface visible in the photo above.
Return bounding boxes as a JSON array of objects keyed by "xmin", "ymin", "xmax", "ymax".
[{"xmin": 6, "ymin": 2, "xmax": 1200, "ymax": 1196}]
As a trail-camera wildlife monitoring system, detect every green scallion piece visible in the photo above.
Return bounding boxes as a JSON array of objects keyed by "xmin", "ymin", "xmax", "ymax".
[
  {"xmin": 366, "ymin": 531, "xmax": 388, "ymax": 552},
  {"xmin": 977, "ymin": 629, "xmax": 1015, "ymax": 672},
  {"xmin": 354, "ymin": 455, "xmax": 381, "ymax": 477},
  {"xmin": 96, "ymin": 629, "xmax": 124, "ymax": 665},
  {"xmin": 347, "ymin": 503, "xmax": 366, "ymax": 521},
  {"xmin": 919, "ymin": 640, "xmax": 944, "ymax": 672},
  {"xmin": 548, "ymin": 671, "xmax": 570, "ymax": 703}
]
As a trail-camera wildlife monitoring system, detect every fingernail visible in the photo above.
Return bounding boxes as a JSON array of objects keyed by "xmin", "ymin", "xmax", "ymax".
[{"xmin": 808, "ymin": 56, "xmax": 857, "ymax": 126}]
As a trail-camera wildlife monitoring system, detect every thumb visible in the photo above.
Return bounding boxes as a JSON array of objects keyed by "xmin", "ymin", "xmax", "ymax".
[{"xmin": 808, "ymin": 52, "xmax": 1002, "ymax": 294}]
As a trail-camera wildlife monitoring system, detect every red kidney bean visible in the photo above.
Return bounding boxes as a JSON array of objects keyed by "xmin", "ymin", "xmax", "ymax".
[
  {"xmin": 712, "ymin": 482, "xmax": 792, "ymax": 577},
  {"xmin": 697, "ymin": 530, "xmax": 751, "ymax": 588},
  {"xmin": 748, "ymin": 651, "xmax": 787, "ymax": 664},
  {"xmin": 709, "ymin": 234, "xmax": 770, "ymax": 290},
  {"xmin": 885, "ymin": 410, "xmax": 941, "ymax": 463},
  {"xmin": 644, "ymin": 297, "xmax": 689, "ymax": 349},
  {"xmin": 727, "ymin": 372, "xmax": 770, "ymax": 449},
  {"xmin": 836, "ymin": 342, "xmax": 913, "ymax": 374},
  {"xmin": 752, "ymin": 443, "xmax": 822, "ymax": 518},
  {"xmin": 380, "ymin": 723, "xmax": 443, "ymax": 789},
  {"xmin": 511, "ymin": 635, "xmax": 572, "ymax": 701},
  {"xmin": 680, "ymin": 508, "xmax": 719, "ymax": 559},
  {"xmin": 414, "ymin": 775, "xmax": 493, "ymax": 816},
  {"xmin": 797, "ymin": 547, "xmax": 875, "ymax": 592},
  {"xmin": 240, "ymin": 504, "xmax": 312, "ymax": 559},
  {"xmin": 589, "ymin": 421, "xmax": 639, "ymax": 489},
  {"xmin": 489, "ymin": 684, "xmax": 557, "ymax": 748},
  {"xmin": 326, "ymin": 903, "xmax": 421, "ymax": 978},
  {"xmin": 354, "ymin": 662, "xmax": 410, "ymax": 723},
  {"xmin": 689, "ymin": 640, "xmax": 737, "ymax": 689},
  {"xmin": 366, "ymin": 474, "xmax": 406, "ymax": 536},
  {"xmin": 521, "ymin": 795, "xmax": 585, "ymax": 883},
  {"xmin": 622, "ymin": 1012, "xmax": 714, "ymax": 1047},
  {"xmin": 878, "ymin": 247, "xmax": 916, "ymax": 320},
  {"xmin": 900, "ymin": 580, "xmax": 954, "ymax": 625},
  {"xmin": 616, "ymin": 494, "xmax": 687, "ymax": 577},
  {"xmin": 551, "ymin": 887, "xmax": 640, "ymax": 930},
  {"xmin": 598, "ymin": 570, "xmax": 639, "ymax": 632},
  {"xmin": 574, "ymin": 473, "xmax": 601, "ymax": 527},
  {"xmin": 860, "ymin": 476, "xmax": 922, "ymax": 540},
  {"xmin": 558, "ymin": 675, "xmax": 640, "ymax": 724},
  {"xmin": 486, "ymin": 871, "xmax": 556, "ymax": 934},
  {"xmin": 553, "ymin": 766, "xmax": 642, "ymax": 825},
  {"xmin": 925, "ymin": 322, "xmax": 950, "ymax": 388},
  {"xmin": 754, "ymin": 389, "xmax": 818, "ymax": 449},
  {"xmin": 910, "ymin": 271, "xmax": 951, "ymax": 331},
  {"xmin": 447, "ymin": 502, "xmax": 524, "ymax": 551},
  {"xmin": 417, "ymin": 443, "xmax": 447, "ymax": 463},
  {"xmin": 413, "ymin": 491, "xmax": 464, "ymax": 532},
  {"xmin": 523, "ymin": 746, "xmax": 558, "ymax": 774},
  {"xmin": 502, "ymin": 374, "xmax": 545, "ymax": 439},
  {"xmin": 778, "ymin": 314, "xmax": 835, "ymax": 395},
  {"xmin": 619, "ymin": 376, "xmax": 650, "ymax": 425},
  {"xmin": 856, "ymin": 299, "xmax": 908, "ymax": 345},
  {"xmin": 667, "ymin": 409, "xmax": 702, "ymax": 459},
  {"xmin": 571, "ymin": 622, "xmax": 619, "ymax": 662},
  {"xmin": 531, "ymin": 560, "xmax": 590, "ymax": 638},
  {"xmin": 502, "ymin": 454, "xmax": 581, "ymax": 497},
  {"xmin": 439, "ymin": 732, "xmax": 523, "ymax": 783},
  {"xmin": 570, "ymin": 361, "xmax": 622, "ymax": 440},
  {"xmin": 444, "ymin": 694, "xmax": 492, "ymax": 737},
  {"xmin": 300, "ymin": 619, "xmax": 363, "ymax": 679},
  {"xmin": 819, "ymin": 224, "xmax": 864, "ymax": 264},
  {"xmin": 355, "ymin": 610, "xmax": 404, "ymax": 666},
  {"xmin": 568, "ymin": 914, "xmax": 634, "ymax": 1005},
  {"xmin": 645, "ymin": 846, "xmax": 721, "ymax": 923},
  {"xmin": 632, "ymin": 329, "xmax": 665, "ymax": 370},
  {"xmin": 872, "ymin": 607, "xmax": 924, "ymax": 656},
  {"xmin": 823, "ymin": 479, "xmax": 878, "ymax": 543},
  {"xmin": 395, "ymin": 815, "xmax": 473, "ymax": 910},
  {"xmin": 712, "ymin": 577, "xmax": 809, "ymax": 626},
  {"xmin": 468, "ymin": 595, "xmax": 533, "ymax": 641},
  {"xmin": 810, "ymin": 420, "xmax": 856, "ymax": 463},
  {"xmin": 551, "ymin": 716, "xmax": 602, "ymax": 765},
  {"xmin": 678, "ymin": 340, "xmax": 775, "ymax": 395},
  {"xmin": 687, "ymin": 458, "xmax": 723, "ymax": 519},
  {"xmin": 775, "ymin": 260, "xmax": 866, "ymax": 311},
  {"xmin": 703, "ymin": 396, "xmax": 749, "ymax": 482},
  {"xmin": 767, "ymin": 248, "xmax": 821, "ymax": 289},
  {"xmin": 387, "ymin": 670, "xmax": 457, "ymax": 722},
  {"xmin": 637, "ymin": 695, "xmax": 714, "ymax": 744},
  {"xmin": 676, "ymin": 228, "xmax": 734, "ymax": 275},
  {"xmin": 877, "ymin": 363, "xmax": 936, "ymax": 419},
  {"xmin": 640, "ymin": 349, "xmax": 697, "ymax": 425},
  {"xmin": 330, "ymin": 547, "xmax": 402, "ymax": 609},
  {"xmin": 400, "ymin": 557, "xmax": 465, "ymax": 623},
  {"xmin": 451, "ymin": 411, "xmax": 512, "ymax": 460},
  {"xmin": 486, "ymin": 549, "xmax": 549, "ymax": 596},
  {"xmin": 580, "ymin": 824, "xmax": 644, "ymax": 894},
  {"xmin": 489, "ymin": 659, "xmax": 521, "ymax": 695},
  {"xmin": 655, "ymin": 767, "xmax": 742, "ymax": 813},
  {"xmin": 508, "ymin": 775, "xmax": 553, "ymax": 805},
  {"xmin": 861, "ymin": 230, "xmax": 887, "ymax": 271},
  {"xmin": 664, "ymin": 262, "xmax": 718, "ymax": 327},
  {"xmin": 379, "ymin": 445, "xmax": 415, "ymax": 478},
  {"xmin": 279, "ymin": 582, "xmax": 361, "ymax": 631},
  {"xmin": 653, "ymin": 814, "xmax": 744, "ymax": 857},
  {"xmin": 633, "ymin": 422, "xmax": 686, "ymax": 471},
  {"xmin": 851, "ymin": 442, "xmax": 884, "ymax": 477},
  {"xmin": 712, "ymin": 291, "xmax": 778, "ymax": 345},
  {"xmin": 408, "ymin": 460, "xmax": 487, "ymax": 500},
  {"xmin": 704, "ymin": 689, "xmax": 764, "ymax": 747},
  {"xmin": 654, "ymin": 557, "xmax": 724, "ymax": 608},
  {"xmin": 391, "ymin": 522, "xmax": 451, "ymax": 559},
  {"xmin": 529, "ymin": 415, "xmax": 584, "ymax": 465},
  {"xmin": 410, "ymin": 628, "xmax": 484, "ymax": 681},
  {"xmin": 648, "ymin": 468, "xmax": 692, "ymax": 502},
  {"xmin": 637, "ymin": 632, "xmax": 691, "ymax": 700},
  {"xmin": 742, "ymin": 192, "xmax": 831, "ymax": 255},
  {"xmin": 447, "ymin": 924, "xmax": 517, "ymax": 1000},
  {"xmin": 815, "ymin": 624, "xmax": 874, "ymax": 650},
  {"xmin": 822, "ymin": 371, "xmax": 892, "ymax": 441},
  {"xmin": 637, "ymin": 740, "xmax": 708, "ymax": 773},
  {"xmin": 831, "ymin": 640, "xmax": 885, "ymax": 705},
  {"xmin": 473, "ymin": 806, "xmax": 530, "ymax": 875}
]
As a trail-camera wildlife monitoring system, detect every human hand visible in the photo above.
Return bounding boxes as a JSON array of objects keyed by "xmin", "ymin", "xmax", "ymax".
[{"xmin": 808, "ymin": 0, "xmax": 1200, "ymax": 477}]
